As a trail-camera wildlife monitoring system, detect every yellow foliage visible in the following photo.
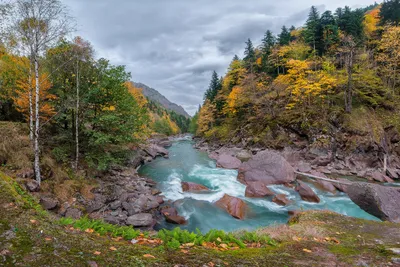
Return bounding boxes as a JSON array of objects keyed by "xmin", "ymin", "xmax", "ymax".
[
  {"xmin": 197, "ymin": 100, "xmax": 216, "ymax": 135},
  {"xmin": 277, "ymin": 59, "xmax": 336, "ymax": 109},
  {"xmin": 125, "ymin": 82, "xmax": 148, "ymax": 108},
  {"xmin": 364, "ymin": 6, "xmax": 381, "ymax": 37}
]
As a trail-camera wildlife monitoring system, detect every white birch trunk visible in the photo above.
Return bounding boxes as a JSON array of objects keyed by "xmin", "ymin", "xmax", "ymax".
[
  {"xmin": 28, "ymin": 63, "xmax": 33, "ymax": 142},
  {"xmin": 34, "ymin": 56, "xmax": 41, "ymax": 184}
]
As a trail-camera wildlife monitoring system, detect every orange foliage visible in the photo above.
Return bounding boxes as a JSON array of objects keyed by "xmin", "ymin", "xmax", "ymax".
[
  {"xmin": 125, "ymin": 82, "xmax": 148, "ymax": 108},
  {"xmin": 13, "ymin": 73, "xmax": 57, "ymax": 121}
]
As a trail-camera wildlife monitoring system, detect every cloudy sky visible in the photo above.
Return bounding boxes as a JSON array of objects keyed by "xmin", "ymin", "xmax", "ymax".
[{"xmin": 64, "ymin": 0, "xmax": 375, "ymax": 115}]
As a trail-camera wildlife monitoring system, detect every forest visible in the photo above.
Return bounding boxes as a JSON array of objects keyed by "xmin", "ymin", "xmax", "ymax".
[
  {"xmin": 0, "ymin": 1, "xmax": 189, "ymax": 180},
  {"xmin": 193, "ymin": 0, "xmax": 400, "ymax": 159}
]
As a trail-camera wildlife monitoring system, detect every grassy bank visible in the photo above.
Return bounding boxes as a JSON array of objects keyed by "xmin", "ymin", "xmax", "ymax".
[{"xmin": 1, "ymin": 172, "xmax": 399, "ymax": 266}]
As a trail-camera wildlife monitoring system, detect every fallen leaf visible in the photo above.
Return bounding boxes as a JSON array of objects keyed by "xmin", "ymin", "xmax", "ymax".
[
  {"xmin": 109, "ymin": 247, "xmax": 117, "ymax": 251},
  {"xmin": 223, "ymin": 262, "xmax": 229, "ymax": 266},
  {"xmin": 220, "ymin": 243, "xmax": 228, "ymax": 249},
  {"xmin": 30, "ymin": 219, "xmax": 37, "ymax": 224},
  {"xmin": 303, "ymin": 248, "xmax": 312, "ymax": 253},
  {"xmin": 180, "ymin": 249, "xmax": 189, "ymax": 254},
  {"xmin": 143, "ymin": 254, "xmax": 156, "ymax": 259},
  {"xmin": 208, "ymin": 262, "xmax": 215, "ymax": 267},
  {"xmin": 85, "ymin": 228, "xmax": 94, "ymax": 233},
  {"xmin": 44, "ymin": 237, "xmax": 52, "ymax": 241},
  {"xmin": 216, "ymin": 237, "xmax": 222, "ymax": 242},
  {"xmin": 183, "ymin": 242, "xmax": 195, "ymax": 247},
  {"xmin": 93, "ymin": 251, "xmax": 101, "ymax": 255}
]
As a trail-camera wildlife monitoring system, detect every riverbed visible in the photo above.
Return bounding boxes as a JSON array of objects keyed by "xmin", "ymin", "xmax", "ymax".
[{"xmin": 139, "ymin": 136, "xmax": 379, "ymax": 233}]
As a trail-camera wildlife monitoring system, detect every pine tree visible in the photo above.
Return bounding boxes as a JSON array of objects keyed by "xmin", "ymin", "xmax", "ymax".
[
  {"xmin": 261, "ymin": 30, "xmax": 275, "ymax": 55},
  {"xmin": 304, "ymin": 6, "xmax": 323, "ymax": 54},
  {"xmin": 204, "ymin": 71, "xmax": 220, "ymax": 102},
  {"xmin": 320, "ymin": 11, "xmax": 340, "ymax": 54},
  {"xmin": 278, "ymin": 26, "xmax": 291, "ymax": 46},
  {"xmin": 243, "ymin": 38, "xmax": 255, "ymax": 72},
  {"xmin": 233, "ymin": 54, "xmax": 240, "ymax": 61},
  {"xmin": 380, "ymin": 0, "xmax": 400, "ymax": 26}
]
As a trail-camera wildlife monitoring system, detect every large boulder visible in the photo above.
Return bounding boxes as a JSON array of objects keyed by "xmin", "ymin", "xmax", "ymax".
[
  {"xmin": 238, "ymin": 150, "xmax": 296, "ymax": 185},
  {"xmin": 161, "ymin": 207, "xmax": 187, "ymax": 225},
  {"xmin": 236, "ymin": 150, "xmax": 252, "ymax": 162},
  {"xmin": 25, "ymin": 180, "xmax": 40, "ymax": 192},
  {"xmin": 126, "ymin": 213, "xmax": 154, "ymax": 227},
  {"xmin": 272, "ymin": 194, "xmax": 291, "ymax": 206},
  {"xmin": 40, "ymin": 196, "xmax": 59, "ymax": 210},
  {"xmin": 181, "ymin": 182, "xmax": 209, "ymax": 192},
  {"xmin": 215, "ymin": 194, "xmax": 247, "ymax": 219},
  {"xmin": 332, "ymin": 178, "xmax": 350, "ymax": 193},
  {"xmin": 144, "ymin": 144, "xmax": 168, "ymax": 159},
  {"xmin": 245, "ymin": 182, "xmax": 274, "ymax": 198},
  {"xmin": 295, "ymin": 181, "xmax": 320, "ymax": 203},
  {"xmin": 308, "ymin": 171, "xmax": 336, "ymax": 193},
  {"xmin": 65, "ymin": 208, "xmax": 82, "ymax": 219},
  {"xmin": 216, "ymin": 153, "xmax": 241, "ymax": 169},
  {"xmin": 347, "ymin": 182, "xmax": 400, "ymax": 223}
]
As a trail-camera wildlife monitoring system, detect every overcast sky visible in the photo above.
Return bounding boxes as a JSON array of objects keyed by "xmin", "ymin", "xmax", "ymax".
[{"xmin": 64, "ymin": 0, "xmax": 376, "ymax": 115}]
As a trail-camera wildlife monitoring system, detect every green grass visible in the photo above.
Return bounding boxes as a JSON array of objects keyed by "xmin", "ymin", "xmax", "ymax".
[{"xmin": 58, "ymin": 216, "xmax": 141, "ymax": 240}]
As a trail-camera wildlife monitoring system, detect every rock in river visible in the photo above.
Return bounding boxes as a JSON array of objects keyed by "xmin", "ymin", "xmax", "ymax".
[
  {"xmin": 272, "ymin": 194, "xmax": 291, "ymax": 206},
  {"xmin": 161, "ymin": 207, "xmax": 187, "ymax": 225},
  {"xmin": 347, "ymin": 182, "xmax": 400, "ymax": 223},
  {"xmin": 181, "ymin": 182, "xmax": 209, "ymax": 192},
  {"xmin": 295, "ymin": 181, "xmax": 320, "ymax": 203},
  {"xmin": 216, "ymin": 153, "xmax": 242, "ymax": 169},
  {"xmin": 215, "ymin": 194, "xmax": 247, "ymax": 220},
  {"xmin": 245, "ymin": 182, "xmax": 274, "ymax": 198},
  {"xmin": 238, "ymin": 150, "xmax": 296, "ymax": 185}
]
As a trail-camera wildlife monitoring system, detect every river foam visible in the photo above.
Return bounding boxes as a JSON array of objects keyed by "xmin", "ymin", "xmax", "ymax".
[{"xmin": 139, "ymin": 139, "xmax": 379, "ymax": 233}]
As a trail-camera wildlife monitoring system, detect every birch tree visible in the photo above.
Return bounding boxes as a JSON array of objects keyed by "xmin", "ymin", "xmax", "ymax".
[{"xmin": 8, "ymin": 0, "xmax": 72, "ymax": 184}]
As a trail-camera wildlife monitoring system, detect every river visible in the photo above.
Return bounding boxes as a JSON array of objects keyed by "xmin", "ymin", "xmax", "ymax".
[{"xmin": 139, "ymin": 136, "xmax": 379, "ymax": 233}]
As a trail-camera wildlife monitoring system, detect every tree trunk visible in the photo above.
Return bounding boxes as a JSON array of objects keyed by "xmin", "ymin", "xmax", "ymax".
[
  {"xmin": 75, "ymin": 60, "xmax": 79, "ymax": 170},
  {"xmin": 345, "ymin": 52, "xmax": 353, "ymax": 113},
  {"xmin": 34, "ymin": 56, "xmax": 41, "ymax": 185},
  {"xmin": 28, "ymin": 62, "xmax": 33, "ymax": 142}
]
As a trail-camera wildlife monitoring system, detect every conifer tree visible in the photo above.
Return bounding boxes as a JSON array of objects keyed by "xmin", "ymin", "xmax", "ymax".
[
  {"xmin": 204, "ymin": 71, "xmax": 220, "ymax": 102},
  {"xmin": 380, "ymin": 0, "xmax": 400, "ymax": 26},
  {"xmin": 243, "ymin": 38, "xmax": 255, "ymax": 72},
  {"xmin": 278, "ymin": 26, "xmax": 291, "ymax": 46}
]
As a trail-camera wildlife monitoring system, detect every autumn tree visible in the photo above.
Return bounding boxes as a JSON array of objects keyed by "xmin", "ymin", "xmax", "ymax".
[
  {"xmin": 376, "ymin": 25, "xmax": 400, "ymax": 93},
  {"xmin": 7, "ymin": 0, "xmax": 73, "ymax": 184},
  {"xmin": 197, "ymin": 100, "xmax": 216, "ymax": 136}
]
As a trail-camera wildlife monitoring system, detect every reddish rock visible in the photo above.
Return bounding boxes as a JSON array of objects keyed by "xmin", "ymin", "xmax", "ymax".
[
  {"xmin": 368, "ymin": 171, "xmax": 392, "ymax": 183},
  {"xmin": 308, "ymin": 171, "xmax": 336, "ymax": 193},
  {"xmin": 245, "ymin": 182, "xmax": 274, "ymax": 198},
  {"xmin": 272, "ymin": 194, "xmax": 291, "ymax": 206},
  {"xmin": 332, "ymin": 178, "xmax": 349, "ymax": 193},
  {"xmin": 181, "ymin": 182, "xmax": 209, "ymax": 192},
  {"xmin": 238, "ymin": 150, "xmax": 295, "ymax": 185},
  {"xmin": 161, "ymin": 207, "xmax": 187, "ymax": 225},
  {"xmin": 216, "ymin": 153, "xmax": 241, "ymax": 169},
  {"xmin": 288, "ymin": 210, "xmax": 301, "ymax": 218},
  {"xmin": 295, "ymin": 181, "xmax": 320, "ymax": 203},
  {"xmin": 215, "ymin": 194, "xmax": 247, "ymax": 220}
]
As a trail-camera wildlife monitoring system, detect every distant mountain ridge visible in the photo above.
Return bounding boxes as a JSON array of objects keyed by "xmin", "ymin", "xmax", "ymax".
[{"xmin": 132, "ymin": 82, "xmax": 190, "ymax": 118}]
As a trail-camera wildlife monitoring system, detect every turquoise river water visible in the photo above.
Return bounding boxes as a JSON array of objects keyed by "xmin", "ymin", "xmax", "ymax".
[{"xmin": 139, "ymin": 136, "xmax": 379, "ymax": 233}]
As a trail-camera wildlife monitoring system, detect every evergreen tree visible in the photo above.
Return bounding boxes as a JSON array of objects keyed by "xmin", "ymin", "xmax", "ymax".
[
  {"xmin": 260, "ymin": 30, "xmax": 276, "ymax": 73},
  {"xmin": 304, "ymin": 6, "xmax": 323, "ymax": 54},
  {"xmin": 233, "ymin": 54, "xmax": 240, "ymax": 61},
  {"xmin": 336, "ymin": 6, "xmax": 365, "ymax": 42},
  {"xmin": 380, "ymin": 0, "xmax": 400, "ymax": 26},
  {"xmin": 243, "ymin": 38, "xmax": 256, "ymax": 71},
  {"xmin": 278, "ymin": 26, "xmax": 291, "ymax": 46},
  {"xmin": 204, "ymin": 71, "xmax": 221, "ymax": 102},
  {"xmin": 320, "ymin": 11, "xmax": 340, "ymax": 54}
]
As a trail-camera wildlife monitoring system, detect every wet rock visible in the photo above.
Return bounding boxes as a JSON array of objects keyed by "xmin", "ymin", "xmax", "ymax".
[
  {"xmin": 151, "ymin": 188, "xmax": 162, "ymax": 195},
  {"xmin": 65, "ymin": 208, "xmax": 82, "ymax": 219},
  {"xmin": 144, "ymin": 144, "xmax": 168, "ymax": 159},
  {"xmin": 347, "ymin": 182, "xmax": 400, "ymax": 223},
  {"xmin": 288, "ymin": 210, "xmax": 301, "ymax": 217},
  {"xmin": 133, "ymin": 195, "xmax": 160, "ymax": 211},
  {"xmin": 368, "ymin": 171, "xmax": 393, "ymax": 183},
  {"xmin": 332, "ymin": 178, "xmax": 349, "ymax": 193},
  {"xmin": 272, "ymin": 194, "xmax": 291, "ymax": 206},
  {"xmin": 245, "ymin": 182, "xmax": 274, "ymax": 198},
  {"xmin": 308, "ymin": 171, "xmax": 336, "ymax": 193},
  {"xmin": 216, "ymin": 153, "xmax": 241, "ymax": 169},
  {"xmin": 126, "ymin": 213, "xmax": 154, "ymax": 227},
  {"xmin": 155, "ymin": 196, "xmax": 164, "ymax": 204},
  {"xmin": 40, "ymin": 196, "xmax": 59, "ymax": 210},
  {"xmin": 295, "ymin": 181, "xmax": 320, "ymax": 203},
  {"xmin": 238, "ymin": 150, "xmax": 296, "ymax": 185},
  {"xmin": 181, "ymin": 182, "xmax": 209, "ymax": 192},
  {"xmin": 215, "ymin": 194, "xmax": 247, "ymax": 220},
  {"xmin": 161, "ymin": 207, "xmax": 187, "ymax": 225},
  {"xmin": 386, "ymin": 168, "xmax": 399, "ymax": 180},
  {"xmin": 25, "ymin": 180, "xmax": 40, "ymax": 192}
]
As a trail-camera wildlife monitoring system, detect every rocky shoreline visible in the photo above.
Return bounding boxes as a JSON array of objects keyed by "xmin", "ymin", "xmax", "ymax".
[{"xmin": 193, "ymin": 137, "xmax": 400, "ymax": 223}]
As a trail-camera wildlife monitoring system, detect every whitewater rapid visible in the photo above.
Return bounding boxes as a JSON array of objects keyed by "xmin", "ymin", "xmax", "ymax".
[{"xmin": 139, "ymin": 138, "xmax": 379, "ymax": 233}]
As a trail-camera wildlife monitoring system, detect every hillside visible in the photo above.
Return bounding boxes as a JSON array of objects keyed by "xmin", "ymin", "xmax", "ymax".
[{"xmin": 133, "ymin": 82, "xmax": 190, "ymax": 118}]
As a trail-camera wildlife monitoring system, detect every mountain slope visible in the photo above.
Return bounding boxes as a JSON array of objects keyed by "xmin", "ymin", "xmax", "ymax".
[{"xmin": 133, "ymin": 82, "xmax": 190, "ymax": 118}]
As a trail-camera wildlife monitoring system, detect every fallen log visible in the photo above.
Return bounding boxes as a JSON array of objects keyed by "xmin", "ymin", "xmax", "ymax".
[{"xmin": 294, "ymin": 171, "xmax": 353, "ymax": 186}]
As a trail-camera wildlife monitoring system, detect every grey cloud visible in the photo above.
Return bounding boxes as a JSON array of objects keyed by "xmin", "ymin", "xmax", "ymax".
[{"xmin": 65, "ymin": 0, "xmax": 374, "ymax": 115}]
